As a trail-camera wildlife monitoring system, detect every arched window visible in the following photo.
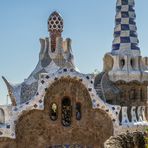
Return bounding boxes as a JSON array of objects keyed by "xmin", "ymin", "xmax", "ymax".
[
  {"xmin": 50, "ymin": 103, "xmax": 58, "ymax": 121},
  {"xmin": 130, "ymin": 59, "xmax": 135, "ymax": 69},
  {"xmin": 76, "ymin": 103, "xmax": 81, "ymax": 120},
  {"xmin": 0, "ymin": 109, "xmax": 5, "ymax": 124},
  {"xmin": 62, "ymin": 97, "xmax": 72, "ymax": 127},
  {"xmin": 120, "ymin": 59, "xmax": 125, "ymax": 69}
]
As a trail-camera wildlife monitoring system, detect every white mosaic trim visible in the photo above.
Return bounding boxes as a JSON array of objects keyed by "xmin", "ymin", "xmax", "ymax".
[
  {"xmin": 0, "ymin": 68, "xmax": 119, "ymax": 138},
  {"xmin": 0, "ymin": 68, "xmax": 148, "ymax": 138}
]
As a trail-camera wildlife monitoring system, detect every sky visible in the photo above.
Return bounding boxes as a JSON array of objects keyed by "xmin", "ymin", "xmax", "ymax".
[{"xmin": 0, "ymin": 0, "xmax": 148, "ymax": 105}]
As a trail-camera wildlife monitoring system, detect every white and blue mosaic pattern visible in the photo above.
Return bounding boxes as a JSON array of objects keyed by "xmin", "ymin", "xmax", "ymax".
[{"xmin": 112, "ymin": 0, "xmax": 140, "ymax": 51}]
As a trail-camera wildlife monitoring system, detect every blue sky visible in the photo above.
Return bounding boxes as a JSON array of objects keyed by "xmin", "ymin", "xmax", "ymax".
[{"xmin": 0, "ymin": 0, "xmax": 148, "ymax": 104}]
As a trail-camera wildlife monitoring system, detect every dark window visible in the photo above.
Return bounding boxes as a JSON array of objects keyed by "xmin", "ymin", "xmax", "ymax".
[
  {"xmin": 76, "ymin": 103, "xmax": 81, "ymax": 120},
  {"xmin": 130, "ymin": 59, "xmax": 134, "ymax": 69},
  {"xmin": 62, "ymin": 97, "xmax": 72, "ymax": 127},
  {"xmin": 50, "ymin": 103, "xmax": 58, "ymax": 121},
  {"xmin": 120, "ymin": 59, "xmax": 125, "ymax": 69}
]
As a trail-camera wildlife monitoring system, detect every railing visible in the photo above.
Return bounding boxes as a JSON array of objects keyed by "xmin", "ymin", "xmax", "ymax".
[{"xmin": 94, "ymin": 72, "xmax": 106, "ymax": 102}]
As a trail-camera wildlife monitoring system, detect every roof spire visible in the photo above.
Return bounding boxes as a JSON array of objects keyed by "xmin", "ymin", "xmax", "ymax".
[
  {"xmin": 112, "ymin": 0, "xmax": 140, "ymax": 54},
  {"xmin": 48, "ymin": 11, "xmax": 64, "ymax": 52}
]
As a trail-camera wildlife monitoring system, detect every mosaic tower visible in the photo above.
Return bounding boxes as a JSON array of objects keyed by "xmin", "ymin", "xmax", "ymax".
[
  {"xmin": 112, "ymin": 0, "xmax": 140, "ymax": 55},
  {"xmin": 103, "ymin": 0, "xmax": 148, "ymax": 84},
  {"xmin": 103, "ymin": 0, "xmax": 148, "ymax": 107}
]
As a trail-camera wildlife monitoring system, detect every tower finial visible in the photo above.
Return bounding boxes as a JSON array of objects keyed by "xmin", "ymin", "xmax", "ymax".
[
  {"xmin": 112, "ymin": 0, "xmax": 140, "ymax": 54},
  {"xmin": 48, "ymin": 11, "xmax": 64, "ymax": 52}
]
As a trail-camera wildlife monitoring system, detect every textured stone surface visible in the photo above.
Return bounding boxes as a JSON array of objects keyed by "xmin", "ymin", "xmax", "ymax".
[
  {"xmin": 0, "ymin": 138, "xmax": 16, "ymax": 148},
  {"xmin": 0, "ymin": 78, "xmax": 112, "ymax": 148},
  {"xmin": 115, "ymin": 82, "xmax": 147, "ymax": 106},
  {"xmin": 104, "ymin": 132, "xmax": 145, "ymax": 148}
]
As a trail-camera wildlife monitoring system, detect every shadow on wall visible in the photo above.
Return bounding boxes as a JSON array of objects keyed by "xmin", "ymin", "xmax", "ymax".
[{"xmin": 104, "ymin": 132, "xmax": 145, "ymax": 148}]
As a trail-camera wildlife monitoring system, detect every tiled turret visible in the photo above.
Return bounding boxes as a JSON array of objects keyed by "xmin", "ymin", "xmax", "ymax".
[
  {"xmin": 103, "ymin": 0, "xmax": 148, "ymax": 82},
  {"xmin": 112, "ymin": 0, "xmax": 140, "ymax": 55}
]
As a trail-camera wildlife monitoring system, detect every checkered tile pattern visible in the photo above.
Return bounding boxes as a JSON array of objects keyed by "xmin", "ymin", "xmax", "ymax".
[{"xmin": 112, "ymin": 0, "xmax": 140, "ymax": 51}]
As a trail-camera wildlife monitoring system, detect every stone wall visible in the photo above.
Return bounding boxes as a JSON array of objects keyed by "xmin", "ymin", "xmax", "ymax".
[
  {"xmin": 104, "ymin": 132, "xmax": 145, "ymax": 148},
  {"xmin": 0, "ymin": 78, "xmax": 113, "ymax": 148},
  {"xmin": 115, "ymin": 82, "xmax": 147, "ymax": 106},
  {"xmin": 0, "ymin": 138, "xmax": 16, "ymax": 148}
]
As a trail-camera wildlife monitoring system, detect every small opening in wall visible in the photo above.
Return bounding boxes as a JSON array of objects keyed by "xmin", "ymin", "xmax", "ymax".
[
  {"xmin": 50, "ymin": 103, "xmax": 58, "ymax": 121},
  {"xmin": 120, "ymin": 59, "xmax": 125, "ymax": 69},
  {"xmin": 130, "ymin": 59, "xmax": 135, "ymax": 69},
  {"xmin": 51, "ymin": 21, "xmax": 54, "ymax": 24},
  {"xmin": 76, "ymin": 103, "xmax": 81, "ymax": 120},
  {"xmin": 58, "ymin": 17, "xmax": 61, "ymax": 21},
  {"xmin": 119, "ymin": 109, "xmax": 122, "ymax": 125},
  {"xmin": 62, "ymin": 97, "xmax": 72, "ymax": 127},
  {"xmin": 51, "ymin": 48, "xmax": 55, "ymax": 52},
  {"xmin": 56, "ymin": 21, "xmax": 59, "ymax": 25},
  {"xmin": 53, "ymin": 17, "xmax": 56, "ymax": 20}
]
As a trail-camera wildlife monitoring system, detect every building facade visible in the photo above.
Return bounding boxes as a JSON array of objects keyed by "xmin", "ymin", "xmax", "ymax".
[{"xmin": 0, "ymin": 0, "xmax": 148, "ymax": 147}]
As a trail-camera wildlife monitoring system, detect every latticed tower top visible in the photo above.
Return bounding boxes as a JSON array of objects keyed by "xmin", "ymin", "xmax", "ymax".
[
  {"xmin": 112, "ymin": 0, "xmax": 140, "ymax": 53},
  {"xmin": 48, "ymin": 11, "xmax": 63, "ymax": 32},
  {"xmin": 48, "ymin": 11, "xmax": 64, "ymax": 52}
]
